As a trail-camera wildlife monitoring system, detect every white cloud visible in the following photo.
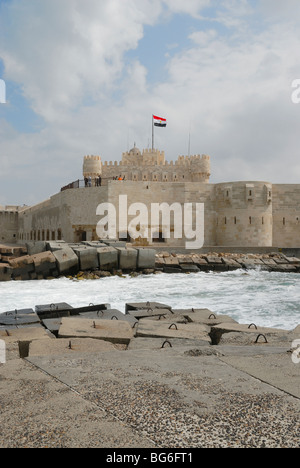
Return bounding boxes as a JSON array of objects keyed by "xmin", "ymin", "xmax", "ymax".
[{"xmin": 1, "ymin": 0, "xmax": 300, "ymax": 205}]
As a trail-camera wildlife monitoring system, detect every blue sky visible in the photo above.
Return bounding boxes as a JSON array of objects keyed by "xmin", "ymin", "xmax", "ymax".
[{"xmin": 1, "ymin": 0, "xmax": 300, "ymax": 205}]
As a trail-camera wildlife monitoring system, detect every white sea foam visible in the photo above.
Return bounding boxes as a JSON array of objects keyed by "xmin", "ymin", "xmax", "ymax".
[{"xmin": 0, "ymin": 270, "xmax": 299, "ymax": 330}]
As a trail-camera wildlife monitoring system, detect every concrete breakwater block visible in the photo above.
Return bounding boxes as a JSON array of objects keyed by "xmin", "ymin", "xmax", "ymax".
[
  {"xmin": 116, "ymin": 247, "xmax": 138, "ymax": 270},
  {"xmin": 134, "ymin": 248, "xmax": 156, "ymax": 269},
  {"xmin": 211, "ymin": 322, "xmax": 290, "ymax": 345},
  {"xmin": 0, "ymin": 312, "xmax": 40, "ymax": 327},
  {"xmin": 127, "ymin": 308, "xmax": 172, "ymax": 320},
  {"xmin": 95, "ymin": 309, "xmax": 138, "ymax": 326},
  {"xmin": 0, "ymin": 326, "xmax": 51, "ymax": 344},
  {"xmin": 31, "ymin": 251, "xmax": 57, "ymax": 276},
  {"xmin": 0, "ymin": 263, "xmax": 13, "ymax": 281},
  {"xmin": 72, "ymin": 246, "xmax": 99, "ymax": 271},
  {"xmin": 9, "ymin": 255, "xmax": 35, "ymax": 279},
  {"xmin": 58, "ymin": 318, "xmax": 134, "ymax": 344},
  {"xmin": 53, "ymin": 248, "xmax": 79, "ymax": 274},
  {"xmin": 28, "ymin": 338, "xmax": 116, "ymax": 357},
  {"xmin": 128, "ymin": 337, "xmax": 212, "ymax": 350},
  {"xmin": 136, "ymin": 321, "xmax": 211, "ymax": 344},
  {"xmin": 97, "ymin": 247, "xmax": 119, "ymax": 270},
  {"xmin": 125, "ymin": 302, "xmax": 172, "ymax": 314},
  {"xmin": 172, "ymin": 309, "xmax": 238, "ymax": 326}
]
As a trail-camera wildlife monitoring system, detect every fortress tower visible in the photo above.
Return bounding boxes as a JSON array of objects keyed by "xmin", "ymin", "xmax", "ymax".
[{"xmin": 83, "ymin": 155, "xmax": 102, "ymax": 179}]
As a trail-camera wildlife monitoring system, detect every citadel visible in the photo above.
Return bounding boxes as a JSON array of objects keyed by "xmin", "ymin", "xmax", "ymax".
[{"xmin": 0, "ymin": 145, "xmax": 300, "ymax": 249}]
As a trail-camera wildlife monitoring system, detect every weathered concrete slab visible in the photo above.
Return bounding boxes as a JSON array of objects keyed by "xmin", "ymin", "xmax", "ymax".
[
  {"xmin": 136, "ymin": 320, "xmax": 211, "ymax": 343},
  {"xmin": 0, "ymin": 326, "xmax": 51, "ymax": 343},
  {"xmin": 134, "ymin": 248, "xmax": 156, "ymax": 269},
  {"xmin": 220, "ymin": 353, "xmax": 300, "ymax": 399},
  {"xmin": 26, "ymin": 348, "xmax": 300, "ymax": 448},
  {"xmin": 2, "ymin": 308, "xmax": 35, "ymax": 316},
  {"xmin": 128, "ymin": 337, "xmax": 212, "ymax": 350},
  {"xmin": 26, "ymin": 242, "xmax": 47, "ymax": 256},
  {"xmin": 127, "ymin": 308, "xmax": 172, "ymax": 320},
  {"xmin": 212, "ymin": 322, "xmax": 291, "ymax": 346},
  {"xmin": 9, "ymin": 255, "xmax": 35, "ymax": 279},
  {"xmin": 73, "ymin": 246, "xmax": 99, "ymax": 271},
  {"xmin": 172, "ymin": 309, "xmax": 238, "ymax": 326},
  {"xmin": 0, "ymin": 359, "xmax": 152, "ymax": 448},
  {"xmin": 95, "ymin": 309, "xmax": 137, "ymax": 326},
  {"xmin": 46, "ymin": 241, "xmax": 67, "ymax": 251},
  {"xmin": 42, "ymin": 318, "xmax": 62, "ymax": 336},
  {"xmin": 29, "ymin": 338, "xmax": 117, "ymax": 357},
  {"xmin": 58, "ymin": 318, "xmax": 133, "ymax": 344},
  {"xmin": 0, "ymin": 313, "xmax": 40, "ymax": 327},
  {"xmin": 116, "ymin": 247, "xmax": 138, "ymax": 270},
  {"xmin": 53, "ymin": 248, "xmax": 79, "ymax": 274},
  {"xmin": 125, "ymin": 302, "xmax": 172, "ymax": 314},
  {"xmin": 31, "ymin": 251, "xmax": 57, "ymax": 276},
  {"xmin": 0, "ymin": 263, "xmax": 12, "ymax": 281},
  {"xmin": 97, "ymin": 247, "xmax": 119, "ymax": 270}
]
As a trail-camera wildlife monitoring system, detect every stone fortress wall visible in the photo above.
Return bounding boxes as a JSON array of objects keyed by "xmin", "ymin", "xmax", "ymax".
[{"xmin": 1, "ymin": 146, "xmax": 300, "ymax": 248}]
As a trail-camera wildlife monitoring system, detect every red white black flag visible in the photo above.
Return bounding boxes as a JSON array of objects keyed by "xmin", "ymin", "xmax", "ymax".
[{"xmin": 153, "ymin": 115, "xmax": 167, "ymax": 128}]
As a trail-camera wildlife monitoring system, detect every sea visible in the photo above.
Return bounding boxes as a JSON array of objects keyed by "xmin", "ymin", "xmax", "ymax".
[{"xmin": 0, "ymin": 269, "xmax": 299, "ymax": 331}]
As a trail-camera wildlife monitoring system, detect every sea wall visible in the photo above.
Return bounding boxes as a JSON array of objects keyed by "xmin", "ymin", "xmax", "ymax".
[{"xmin": 0, "ymin": 241, "xmax": 300, "ymax": 281}]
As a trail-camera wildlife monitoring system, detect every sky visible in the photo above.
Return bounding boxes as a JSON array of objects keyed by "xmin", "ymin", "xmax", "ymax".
[{"xmin": 1, "ymin": 0, "xmax": 300, "ymax": 206}]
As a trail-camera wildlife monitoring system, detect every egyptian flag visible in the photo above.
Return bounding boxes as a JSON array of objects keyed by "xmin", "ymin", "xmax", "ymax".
[{"xmin": 153, "ymin": 115, "xmax": 167, "ymax": 128}]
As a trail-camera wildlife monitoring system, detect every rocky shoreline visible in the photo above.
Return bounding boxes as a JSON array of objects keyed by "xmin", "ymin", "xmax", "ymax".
[
  {"xmin": 1, "ymin": 300, "xmax": 299, "ymax": 448},
  {"xmin": 0, "ymin": 241, "xmax": 300, "ymax": 282}
]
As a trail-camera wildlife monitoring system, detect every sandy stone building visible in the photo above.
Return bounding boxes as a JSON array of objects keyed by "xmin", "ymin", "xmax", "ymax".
[{"xmin": 1, "ymin": 146, "xmax": 300, "ymax": 248}]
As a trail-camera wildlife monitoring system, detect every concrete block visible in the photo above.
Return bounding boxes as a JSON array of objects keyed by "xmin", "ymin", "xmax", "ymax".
[
  {"xmin": 29, "ymin": 338, "xmax": 116, "ymax": 357},
  {"xmin": 26, "ymin": 242, "xmax": 47, "ymax": 256},
  {"xmin": 136, "ymin": 321, "xmax": 211, "ymax": 343},
  {"xmin": 3, "ymin": 308, "xmax": 35, "ymax": 316},
  {"xmin": 116, "ymin": 247, "xmax": 138, "ymax": 270},
  {"xmin": 73, "ymin": 247, "xmax": 99, "ymax": 271},
  {"xmin": 102, "ymin": 239, "xmax": 127, "ymax": 248},
  {"xmin": 97, "ymin": 247, "xmax": 119, "ymax": 270},
  {"xmin": 46, "ymin": 241, "xmax": 67, "ymax": 252},
  {"xmin": 0, "ymin": 263, "xmax": 12, "ymax": 281},
  {"xmin": 32, "ymin": 251, "xmax": 57, "ymax": 276},
  {"xmin": 127, "ymin": 308, "xmax": 172, "ymax": 320},
  {"xmin": 128, "ymin": 337, "xmax": 212, "ymax": 350},
  {"xmin": 180, "ymin": 264, "xmax": 200, "ymax": 273},
  {"xmin": 172, "ymin": 309, "xmax": 238, "ymax": 326},
  {"xmin": 0, "ymin": 326, "xmax": 50, "ymax": 344},
  {"xmin": 0, "ymin": 313, "xmax": 40, "ymax": 327},
  {"xmin": 134, "ymin": 248, "xmax": 156, "ymax": 269},
  {"xmin": 53, "ymin": 248, "xmax": 79, "ymax": 274},
  {"xmin": 95, "ymin": 309, "xmax": 138, "ymax": 326},
  {"xmin": 58, "ymin": 318, "xmax": 133, "ymax": 344},
  {"xmin": 9, "ymin": 255, "xmax": 35, "ymax": 278},
  {"xmin": 125, "ymin": 302, "xmax": 172, "ymax": 314},
  {"xmin": 164, "ymin": 256, "xmax": 180, "ymax": 267},
  {"xmin": 211, "ymin": 322, "xmax": 289, "ymax": 346}
]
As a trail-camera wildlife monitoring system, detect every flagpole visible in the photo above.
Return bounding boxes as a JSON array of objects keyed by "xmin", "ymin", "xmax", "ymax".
[{"xmin": 152, "ymin": 115, "xmax": 154, "ymax": 152}]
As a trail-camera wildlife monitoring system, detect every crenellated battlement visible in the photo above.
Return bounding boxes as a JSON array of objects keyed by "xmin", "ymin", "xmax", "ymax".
[{"xmin": 83, "ymin": 147, "xmax": 210, "ymax": 183}]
